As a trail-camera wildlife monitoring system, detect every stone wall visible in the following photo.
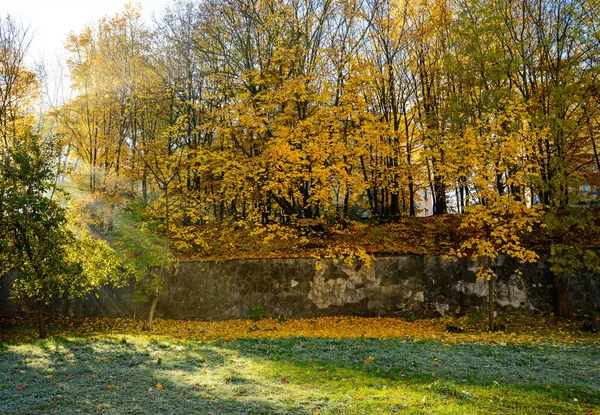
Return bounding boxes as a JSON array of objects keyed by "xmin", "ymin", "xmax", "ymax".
[{"xmin": 1, "ymin": 255, "xmax": 599, "ymax": 319}]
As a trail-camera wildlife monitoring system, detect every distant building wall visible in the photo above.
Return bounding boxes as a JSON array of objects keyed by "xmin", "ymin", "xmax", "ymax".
[{"xmin": 414, "ymin": 188, "xmax": 434, "ymax": 217}]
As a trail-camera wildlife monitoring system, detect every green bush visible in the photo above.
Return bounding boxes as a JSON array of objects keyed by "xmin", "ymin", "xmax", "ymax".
[{"xmin": 250, "ymin": 305, "xmax": 265, "ymax": 321}]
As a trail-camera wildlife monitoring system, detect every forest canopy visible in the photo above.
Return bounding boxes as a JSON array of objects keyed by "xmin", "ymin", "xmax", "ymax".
[
  {"xmin": 4, "ymin": 0, "xmax": 600, "ymax": 260},
  {"xmin": 2, "ymin": 0, "xmax": 600, "ymax": 334}
]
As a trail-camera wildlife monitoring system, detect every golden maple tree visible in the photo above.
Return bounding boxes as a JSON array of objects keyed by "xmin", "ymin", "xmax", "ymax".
[{"xmin": 44, "ymin": 0, "xmax": 600, "ymax": 321}]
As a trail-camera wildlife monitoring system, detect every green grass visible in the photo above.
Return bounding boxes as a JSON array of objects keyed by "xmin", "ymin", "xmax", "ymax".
[{"xmin": 1, "ymin": 335, "xmax": 599, "ymax": 414}]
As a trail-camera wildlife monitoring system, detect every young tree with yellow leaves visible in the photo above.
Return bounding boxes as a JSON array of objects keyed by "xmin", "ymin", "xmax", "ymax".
[{"xmin": 452, "ymin": 194, "xmax": 543, "ymax": 331}]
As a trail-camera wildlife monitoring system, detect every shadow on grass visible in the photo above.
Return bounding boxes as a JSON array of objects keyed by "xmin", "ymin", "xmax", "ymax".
[
  {"xmin": 0, "ymin": 336, "xmax": 599, "ymax": 414},
  {"xmin": 222, "ymin": 337, "xmax": 600, "ymax": 408}
]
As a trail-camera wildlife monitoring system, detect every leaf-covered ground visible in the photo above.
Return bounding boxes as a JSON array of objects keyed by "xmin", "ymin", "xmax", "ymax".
[
  {"xmin": 1, "ymin": 313, "xmax": 599, "ymax": 345},
  {"xmin": 1, "ymin": 315, "xmax": 599, "ymax": 414},
  {"xmin": 173, "ymin": 207, "xmax": 600, "ymax": 262}
]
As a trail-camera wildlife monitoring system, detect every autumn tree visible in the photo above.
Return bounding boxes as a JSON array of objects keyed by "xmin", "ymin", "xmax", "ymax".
[
  {"xmin": 0, "ymin": 15, "xmax": 36, "ymax": 149},
  {"xmin": 0, "ymin": 135, "xmax": 128, "ymax": 338},
  {"xmin": 453, "ymin": 194, "xmax": 543, "ymax": 331},
  {"xmin": 48, "ymin": 0, "xmax": 600, "ymax": 290},
  {"xmin": 0, "ymin": 16, "xmax": 130, "ymax": 338},
  {"xmin": 362, "ymin": 0, "xmax": 419, "ymax": 217},
  {"xmin": 132, "ymin": 120, "xmax": 185, "ymax": 330}
]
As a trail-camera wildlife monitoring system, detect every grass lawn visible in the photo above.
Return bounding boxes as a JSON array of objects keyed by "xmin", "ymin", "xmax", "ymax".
[{"xmin": 0, "ymin": 316, "xmax": 599, "ymax": 414}]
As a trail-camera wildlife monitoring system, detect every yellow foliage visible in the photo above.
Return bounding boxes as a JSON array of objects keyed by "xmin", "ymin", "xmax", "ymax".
[
  {"xmin": 3, "ymin": 314, "xmax": 598, "ymax": 346},
  {"xmin": 454, "ymin": 194, "xmax": 544, "ymax": 280}
]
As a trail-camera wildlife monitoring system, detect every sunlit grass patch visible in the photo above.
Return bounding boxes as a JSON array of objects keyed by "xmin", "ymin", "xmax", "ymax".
[{"xmin": 0, "ymin": 331, "xmax": 598, "ymax": 414}]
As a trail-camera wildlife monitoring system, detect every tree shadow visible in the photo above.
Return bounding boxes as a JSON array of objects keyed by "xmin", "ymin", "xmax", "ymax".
[
  {"xmin": 0, "ymin": 336, "xmax": 598, "ymax": 414},
  {"xmin": 221, "ymin": 337, "xmax": 600, "ymax": 407}
]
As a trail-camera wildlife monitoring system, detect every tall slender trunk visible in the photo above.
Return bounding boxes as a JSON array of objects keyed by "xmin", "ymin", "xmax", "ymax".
[
  {"xmin": 434, "ymin": 177, "xmax": 447, "ymax": 215},
  {"xmin": 591, "ymin": 132, "xmax": 600, "ymax": 172},
  {"xmin": 147, "ymin": 266, "xmax": 162, "ymax": 331},
  {"xmin": 37, "ymin": 302, "xmax": 47, "ymax": 339},
  {"xmin": 343, "ymin": 191, "xmax": 349, "ymax": 218},
  {"xmin": 553, "ymin": 272, "xmax": 568, "ymax": 316},
  {"xmin": 148, "ymin": 188, "xmax": 169, "ymax": 331},
  {"xmin": 408, "ymin": 178, "xmax": 415, "ymax": 217},
  {"xmin": 390, "ymin": 192, "xmax": 399, "ymax": 219},
  {"xmin": 132, "ymin": 278, "xmax": 137, "ymax": 322},
  {"xmin": 488, "ymin": 275, "xmax": 495, "ymax": 332},
  {"xmin": 142, "ymin": 173, "xmax": 148, "ymax": 202}
]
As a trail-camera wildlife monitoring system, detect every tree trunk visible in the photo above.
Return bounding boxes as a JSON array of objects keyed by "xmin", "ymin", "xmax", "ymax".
[
  {"xmin": 37, "ymin": 302, "xmax": 47, "ymax": 339},
  {"xmin": 147, "ymin": 287, "xmax": 160, "ymax": 331},
  {"xmin": 391, "ymin": 192, "xmax": 399, "ymax": 219},
  {"xmin": 147, "ymin": 234, "xmax": 168, "ymax": 331},
  {"xmin": 434, "ymin": 178, "xmax": 447, "ymax": 215},
  {"xmin": 553, "ymin": 272, "xmax": 569, "ymax": 316},
  {"xmin": 488, "ymin": 276, "xmax": 495, "ymax": 332},
  {"xmin": 591, "ymin": 131, "xmax": 600, "ymax": 172},
  {"xmin": 148, "ymin": 188, "xmax": 169, "ymax": 331},
  {"xmin": 132, "ymin": 278, "xmax": 137, "ymax": 322},
  {"xmin": 142, "ymin": 174, "xmax": 148, "ymax": 202},
  {"xmin": 408, "ymin": 178, "xmax": 415, "ymax": 217}
]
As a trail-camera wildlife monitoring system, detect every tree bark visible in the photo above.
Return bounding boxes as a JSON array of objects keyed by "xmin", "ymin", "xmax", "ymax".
[
  {"xmin": 37, "ymin": 302, "xmax": 47, "ymax": 339},
  {"xmin": 147, "ymin": 236, "xmax": 167, "ymax": 331},
  {"xmin": 553, "ymin": 272, "xmax": 569, "ymax": 316},
  {"xmin": 434, "ymin": 178, "xmax": 447, "ymax": 215},
  {"xmin": 132, "ymin": 278, "xmax": 137, "ymax": 322},
  {"xmin": 591, "ymin": 131, "xmax": 600, "ymax": 172},
  {"xmin": 148, "ymin": 188, "xmax": 169, "ymax": 331},
  {"xmin": 488, "ymin": 276, "xmax": 495, "ymax": 332},
  {"xmin": 147, "ymin": 287, "xmax": 160, "ymax": 331}
]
